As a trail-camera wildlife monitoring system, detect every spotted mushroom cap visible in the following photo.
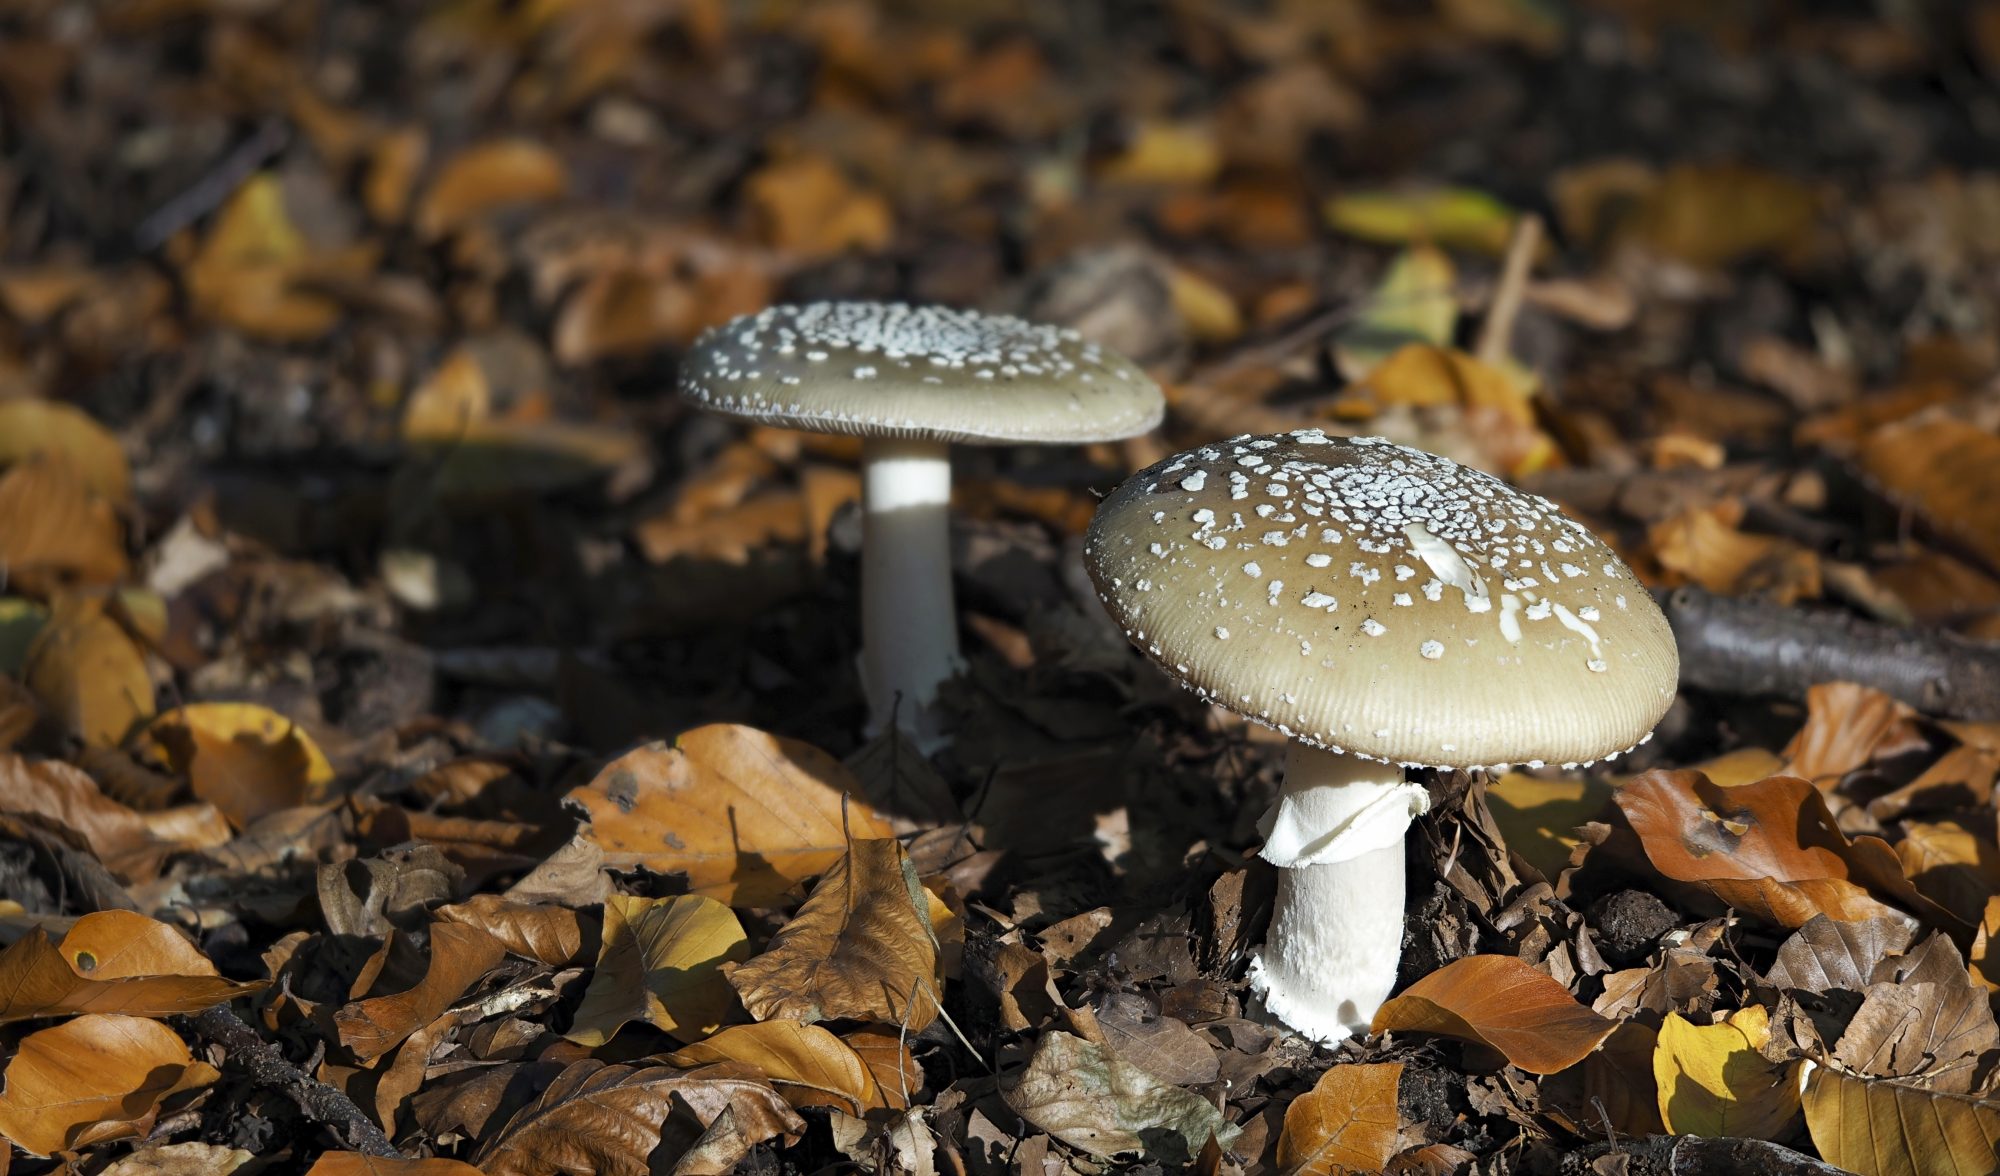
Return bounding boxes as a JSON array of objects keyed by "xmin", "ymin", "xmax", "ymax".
[
  {"xmin": 678, "ymin": 302, "xmax": 1163, "ymax": 444},
  {"xmin": 1084, "ymin": 430, "xmax": 1679, "ymax": 769}
]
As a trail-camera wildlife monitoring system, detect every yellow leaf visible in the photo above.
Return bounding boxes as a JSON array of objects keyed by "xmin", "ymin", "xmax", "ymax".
[
  {"xmin": 1098, "ymin": 120, "xmax": 1221, "ymax": 187},
  {"xmin": 668, "ymin": 1020, "xmax": 895, "ymax": 1114},
  {"xmin": 1325, "ymin": 186, "xmax": 1517, "ymax": 255},
  {"xmin": 1334, "ymin": 245, "xmax": 1458, "ymax": 380},
  {"xmin": 416, "ymin": 139, "xmax": 568, "ymax": 239},
  {"xmin": 0, "ymin": 1014, "xmax": 219, "ymax": 1156},
  {"xmin": 1276, "ymin": 1062, "xmax": 1403, "ymax": 1175},
  {"xmin": 566, "ymin": 724, "xmax": 895, "ymax": 905},
  {"xmin": 184, "ymin": 173, "xmax": 377, "ymax": 341},
  {"xmin": 1654, "ymin": 1007, "xmax": 1802, "ymax": 1139},
  {"xmin": 728, "ymin": 837, "xmax": 940, "ymax": 1033},
  {"xmin": 1487, "ymin": 773, "xmax": 1609, "ymax": 880},
  {"xmin": 135, "ymin": 702, "xmax": 336, "ymax": 829},
  {"xmin": 566, "ymin": 894, "xmax": 747, "ymax": 1047},
  {"xmin": 0, "ymin": 400, "xmax": 131, "ymax": 505},
  {"xmin": 1166, "ymin": 265, "xmax": 1242, "ymax": 344},
  {"xmin": 25, "ymin": 595, "xmax": 153, "ymax": 748},
  {"xmin": 1804, "ymin": 1064, "xmax": 2000, "ymax": 1176},
  {"xmin": 0, "ymin": 454, "xmax": 129, "ymax": 589}
]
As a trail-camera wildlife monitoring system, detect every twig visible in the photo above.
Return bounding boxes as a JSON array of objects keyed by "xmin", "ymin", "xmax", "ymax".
[
  {"xmin": 182, "ymin": 1005, "xmax": 403, "ymax": 1158},
  {"xmin": 1660, "ymin": 586, "xmax": 2000, "ymax": 720},
  {"xmin": 1574, "ymin": 1134, "xmax": 1848, "ymax": 1175},
  {"xmin": 1475, "ymin": 213, "xmax": 1542, "ymax": 366}
]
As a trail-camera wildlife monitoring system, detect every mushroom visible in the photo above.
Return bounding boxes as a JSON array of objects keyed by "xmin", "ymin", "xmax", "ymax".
[
  {"xmin": 681, "ymin": 302, "xmax": 1164, "ymax": 741},
  {"xmin": 1083, "ymin": 429, "xmax": 1678, "ymax": 1042}
]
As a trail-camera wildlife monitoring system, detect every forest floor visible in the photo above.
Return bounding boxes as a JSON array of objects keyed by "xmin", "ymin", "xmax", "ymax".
[{"xmin": 1, "ymin": 0, "xmax": 1999, "ymax": 1173}]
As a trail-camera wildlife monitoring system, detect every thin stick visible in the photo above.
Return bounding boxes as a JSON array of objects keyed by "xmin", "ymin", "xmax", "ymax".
[{"xmin": 1475, "ymin": 213, "xmax": 1544, "ymax": 367}]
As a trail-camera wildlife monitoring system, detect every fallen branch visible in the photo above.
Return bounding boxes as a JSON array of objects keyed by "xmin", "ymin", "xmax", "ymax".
[
  {"xmin": 1660, "ymin": 586, "xmax": 2000, "ymax": 720},
  {"xmin": 183, "ymin": 1005, "xmax": 403, "ymax": 1158}
]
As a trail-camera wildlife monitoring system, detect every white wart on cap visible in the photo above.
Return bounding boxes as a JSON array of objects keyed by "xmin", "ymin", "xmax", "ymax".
[
  {"xmin": 679, "ymin": 302, "xmax": 1164, "ymax": 443},
  {"xmin": 1085, "ymin": 430, "xmax": 1679, "ymax": 768}
]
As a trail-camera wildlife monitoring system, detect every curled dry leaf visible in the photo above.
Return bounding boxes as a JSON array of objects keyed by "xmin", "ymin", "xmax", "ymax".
[
  {"xmin": 473, "ymin": 1059, "xmax": 805, "ymax": 1176},
  {"xmin": 136, "ymin": 702, "xmax": 337, "ymax": 829},
  {"xmin": 436, "ymin": 894, "xmax": 590, "ymax": 967},
  {"xmin": 0, "ymin": 399, "xmax": 131, "ymax": 505},
  {"xmin": 1000, "ymin": 1030, "xmax": 1239, "ymax": 1164},
  {"xmin": 0, "ymin": 1013, "xmax": 219, "ymax": 1156},
  {"xmin": 727, "ymin": 837, "xmax": 940, "ymax": 1034},
  {"xmin": 25, "ymin": 594, "xmax": 153, "ymax": 748},
  {"xmin": 1275, "ymin": 1061, "xmax": 1404, "ymax": 1176},
  {"xmin": 668, "ymin": 1020, "xmax": 898, "ymax": 1115},
  {"xmin": 1371, "ymin": 954, "xmax": 1617, "ymax": 1074},
  {"xmin": 334, "ymin": 922, "xmax": 507, "ymax": 1061},
  {"xmin": 0, "ymin": 753, "xmax": 230, "ymax": 882},
  {"xmin": 565, "ymin": 723, "xmax": 894, "ymax": 906},
  {"xmin": 1614, "ymin": 770, "xmax": 1957, "ymax": 931},
  {"xmin": 1803, "ymin": 1065, "xmax": 2000, "ymax": 1176},
  {"xmin": 1782, "ymin": 682, "xmax": 1926, "ymax": 785},
  {"xmin": 1654, "ymin": 1007, "xmax": 1803, "ymax": 1139},
  {"xmin": 566, "ymin": 894, "xmax": 748, "ymax": 1047},
  {"xmin": 0, "ymin": 909, "xmax": 265, "ymax": 1022}
]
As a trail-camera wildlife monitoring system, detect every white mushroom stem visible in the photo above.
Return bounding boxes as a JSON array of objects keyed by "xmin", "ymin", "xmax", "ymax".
[
  {"xmin": 1249, "ymin": 744, "xmax": 1431, "ymax": 1043},
  {"xmin": 860, "ymin": 435, "xmax": 961, "ymax": 738}
]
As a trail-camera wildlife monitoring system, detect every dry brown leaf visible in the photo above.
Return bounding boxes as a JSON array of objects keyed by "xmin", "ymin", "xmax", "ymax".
[
  {"xmin": 1275, "ymin": 1061, "xmax": 1403, "ymax": 1175},
  {"xmin": 0, "ymin": 753, "xmax": 230, "ymax": 882},
  {"xmin": 473, "ymin": 1059, "xmax": 805, "ymax": 1176},
  {"xmin": 0, "ymin": 1013, "xmax": 219, "ymax": 1156},
  {"xmin": 1000, "ymin": 1030, "xmax": 1238, "ymax": 1163},
  {"xmin": 745, "ymin": 155, "xmax": 893, "ymax": 258},
  {"xmin": 843, "ymin": 1028, "xmax": 921, "ymax": 1111},
  {"xmin": 435, "ymin": 894, "xmax": 589, "ymax": 967},
  {"xmin": 183, "ymin": 173, "xmax": 378, "ymax": 341},
  {"xmin": 24, "ymin": 595, "xmax": 153, "ymax": 748},
  {"xmin": 727, "ymin": 837, "xmax": 940, "ymax": 1033},
  {"xmin": 1649, "ymin": 500, "xmax": 1822, "ymax": 605},
  {"xmin": 1803, "ymin": 1065, "xmax": 2000, "ymax": 1176},
  {"xmin": 100, "ymin": 1141, "xmax": 255, "ymax": 1174},
  {"xmin": 1859, "ymin": 415, "xmax": 2000, "ymax": 573},
  {"xmin": 668, "ymin": 1021, "xmax": 895, "ymax": 1115},
  {"xmin": 1371, "ymin": 954, "xmax": 1616, "ymax": 1074},
  {"xmin": 566, "ymin": 894, "xmax": 747, "ymax": 1047},
  {"xmin": 0, "ymin": 399, "xmax": 131, "ymax": 504},
  {"xmin": 134, "ymin": 702, "xmax": 336, "ymax": 829},
  {"xmin": 634, "ymin": 494, "xmax": 809, "ymax": 565},
  {"xmin": 303, "ymin": 1157, "xmax": 485, "ymax": 1176},
  {"xmin": 334, "ymin": 922, "xmax": 507, "ymax": 1061},
  {"xmin": 0, "ymin": 909, "xmax": 265, "ymax": 1021},
  {"xmin": 1615, "ymin": 769, "xmax": 1958, "ymax": 930},
  {"xmin": 1542, "ymin": 1020, "xmax": 1664, "ymax": 1137},
  {"xmin": 1783, "ymin": 681, "xmax": 1927, "ymax": 784},
  {"xmin": 417, "ymin": 139, "xmax": 568, "ymax": 239},
  {"xmin": 1632, "ymin": 163, "xmax": 1818, "ymax": 269},
  {"xmin": 1897, "ymin": 820, "xmax": 2000, "ymax": 927},
  {"xmin": 0, "ymin": 454, "xmax": 128, "ymax": 590},
  {"xmin": 1974, "ymin": 896, "xmax": 2000, "ymax": 990},
  {"xmin": 1766, "ymin": 916, "xmax": 1921, "ymax": 993},
  {"xmin": 565, "ymin": 724, "xmax": 895, "ymax": 906}
]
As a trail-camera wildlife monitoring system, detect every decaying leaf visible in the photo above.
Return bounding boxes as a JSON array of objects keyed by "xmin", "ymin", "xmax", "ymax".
[
  {"xmin": 0, "ymin": 1013, "xmax": 219, "ymax": 1156},
  {"xmin": 566, "ymin": 724, "xmax": 895, "ymax": 906},
  {"xmin": 135, "ymin": 702, "xmax": 337, "ymax": 829},
  {"xmin": 474, "ymin": 1059, "xmax": 805, "ymax": 1176},
  {"xmin": 0, "ymin": 753, "xmax": 231, "ymax": 882},
  {"xmin": 668, "ymin": 1021, "xmax": 899, "ymax": 1115},
  {"xmin": 334, "ymin": 922, "xmax": 507, "ymax": 1061},
  {"xmin": 0, "ymin": 909, "xmax": 265, "ymax": 1022},
  {"xmin": 1000, "ymin": 1030, "xmax": 1238, "ymax": 1164},
  {"xmin": 728, "ymin": 837, "xmax": 940, "ymax": 1033},
  {"xmin": 1654, "ymin": 1007, "xmax": 1803, "ymax": 1139},
  {"xmin": 435, "ymin": 894, "xmax": 590, "ymax": 967},
  {"xmin": 1371, "ymin": 954, "xmax": 1617, "ymax": 1074},
  {"xmin": 1275, "ymin": 1061, "xmax": 1403, "ymax": 1175},
  {"xmin": 566, "ymin": 894, "xmax": 748, "ymax": 1047}
]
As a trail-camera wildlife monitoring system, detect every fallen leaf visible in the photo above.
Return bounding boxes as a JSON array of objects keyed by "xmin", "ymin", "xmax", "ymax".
[
  {"xmin": 1766, "ymin": 916, "xmax": 1920, "ymax": 993},
  {"xmin": 1633, "ymin": 163, "xmax": 1817, "ymax": 269},
  {"xmin": 0, "ymin": 399, "xmax": 131, "ymax": 504},
  {"xmin": 1896, "ymin": 820, "xmax": 2000, "ymax": 927},
  {"xmin": 843, "ymin": 1028, "xmax": 921, "ymax": 1111},
  {"xmin": 0, "ymin": 753, "xmax": 230, "ymax": 881},
  {"xmin": 1353, "ymin": 344, "xmax": 1556, "ymax": 476},
  {"xmin": 1542, "ymin": 1020, "xmax": 1664, "ymax": 1137},
  {"xmin": 1653, "ymin": 1007, "xmax": 1802, "ymax": 1138},
  {"xmin": 0, "ymin": 1014, "xmax": 219, "ymax": 1156},
  {"xmin": 1371, "ymin": 954, "xmax": 1616, "ymax": 1074},
  {"xmin": 668, "ymin": 1021, "xmax": 895, "ymax": 1115},
  {"xmin": 100, "ymin": 1141, "xmax": 255, "ymax": 1174},
  {"xmin": 1325, "ymin": 186, "xmax": 1518, "ymax": 255},
  {"xmin": 1275, "ymin": 1061, "xmax": 1403, "ymax": 1175},
  {"xmin": 1614, "ymin": 769, "xmax": 1957, "ymax": 930},
  {"xmin": 436, "ymin": 894, "xmax": 590, "ymax": 967},
  {"xmin": 134, "ymin": 702, "xmax": 336, "ymax": 829},
  {"xmin": 1486, "ymin": 772, "xmax": 1614, "ymax": 880},
  {"xmin": 0, "ymin": 454, "xmax": 128, "ymax": 589},
  {"xmin": 566, "ymin": 894, "xmax": 747, "ymax": 1047},
  {"xmin": 24, "ymin": 595, "xmax": 153, "ymax": 748},
  {"xmin": 1783, "ymin": 682, "xmax": 1926, "ymax": 785},
  {"xmin": 474, "ymin": 1059, "xmax": 804, "ymax": 1176},
  {"xmin": 334, "ymin": 922, "xmax": 507, "ymax": 1061},
  {"xmin": 1829, "ymin": 941, "xmax": 1999, "ymax": 1093},
  {"xmin": 1859, "ymin": 415, "xmax": 2000, "ymax": 576},
  {"xmin": 1803, "ymin": 1065, "xmax": 2000, "ymax": 1176},
  {"xmin": 304, "ymin": 1157, "xmax": 486, "ymax": 1176},
  {"xmin": 728, "ymin": 837, "xmax": 940, "ymax": 1033},
  {"xmin": 565, "ymin": 724, "xmax": 895, "ymax": 906},
  {"xmin": 1333, "ymin": 245, "xmax": 1458, "ymax": 380},
  {"xmin": 1975, "ymin": 897, "xmax": 2000, "ymax": 990},
  {"xmin": 0, "ymin": 909, "xmax": 265, "ymax": 1021},
  {"xmin": 1000, "ymin": 1030, "xmax": 1238, "ymax": 1164},
  {"xmin": 745, "ymin": 155, "xmax": 893, "ymax": 259},
  {"xmin": 1650, "ymin": 501, "xmax": 1821, "ymax": 605},
  {"xmin": 183, "ymin": 172, "xmax": 377, "ymax": 341},
  {"xmin": 417, "ymin": 139, "xmax": 568, "ymax": 239}
]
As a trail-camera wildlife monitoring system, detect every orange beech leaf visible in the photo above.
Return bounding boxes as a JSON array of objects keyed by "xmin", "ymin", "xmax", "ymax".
[
  {"xmin": 1782, "ymin": 681, "xmax": 1926, "ymax": 784},
  {"xmin": 0, "ymin": 909, "xmax": 265, "ymax": 1022},
  {"xmin": 1859, "ymin": 415, "xmax": 2000, "ymax": 573},
  {"xmin": 0, "ymin": 1014, "xmax": 219, "ymax": 1155},
  {"xmin": 304, "ymin": 1156, "xmax": 485, "ymax": 1176},
  {"xmin": 0, "ymin": 753, "xmax": 230, "ymax": 882},
  {"xmin": 668, "ymin": 1021, "xmax": 896, "ymax": 1115},
  {"xmin": 0, "ymin": 399, "xmax": 131, "ymax": 505},
  {"xmin": 134, "ymin": 702, "xmax": 336, "ymax": 830},
  {"xmin": 0, "ymin": 455, "xmax": 128, "ymax": 590},
  {"xmin": 334, "ymin": 923, "xmax": 507, "ymax": 1061},
  {"xmin": 1371, "ymin": 955, "xmax": 1616, "ymax": 1073},
  {"xmin": 1615, "ymin": 769, "xmax": 1960, "ymax": 931},
  {"xmin": 416, "ymin": 140, "xmax": 568, "ymax": 239},
  {"xmin": 1275, "ymin": 1062, "xmax": 1404, "ymax": 1175},
  {"xmin": 24, "ymin": 595, "xmax": 152, "ymax": 748}
]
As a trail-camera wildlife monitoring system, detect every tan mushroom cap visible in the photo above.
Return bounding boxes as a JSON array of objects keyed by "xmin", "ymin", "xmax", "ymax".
[
  {"xmin": 1084, "ymin": 430, "xmax": 1679, "ymax": 769},
  {"xmin": 679, "ymin": 302, "xmax": 1164, "ymax": 444}
]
